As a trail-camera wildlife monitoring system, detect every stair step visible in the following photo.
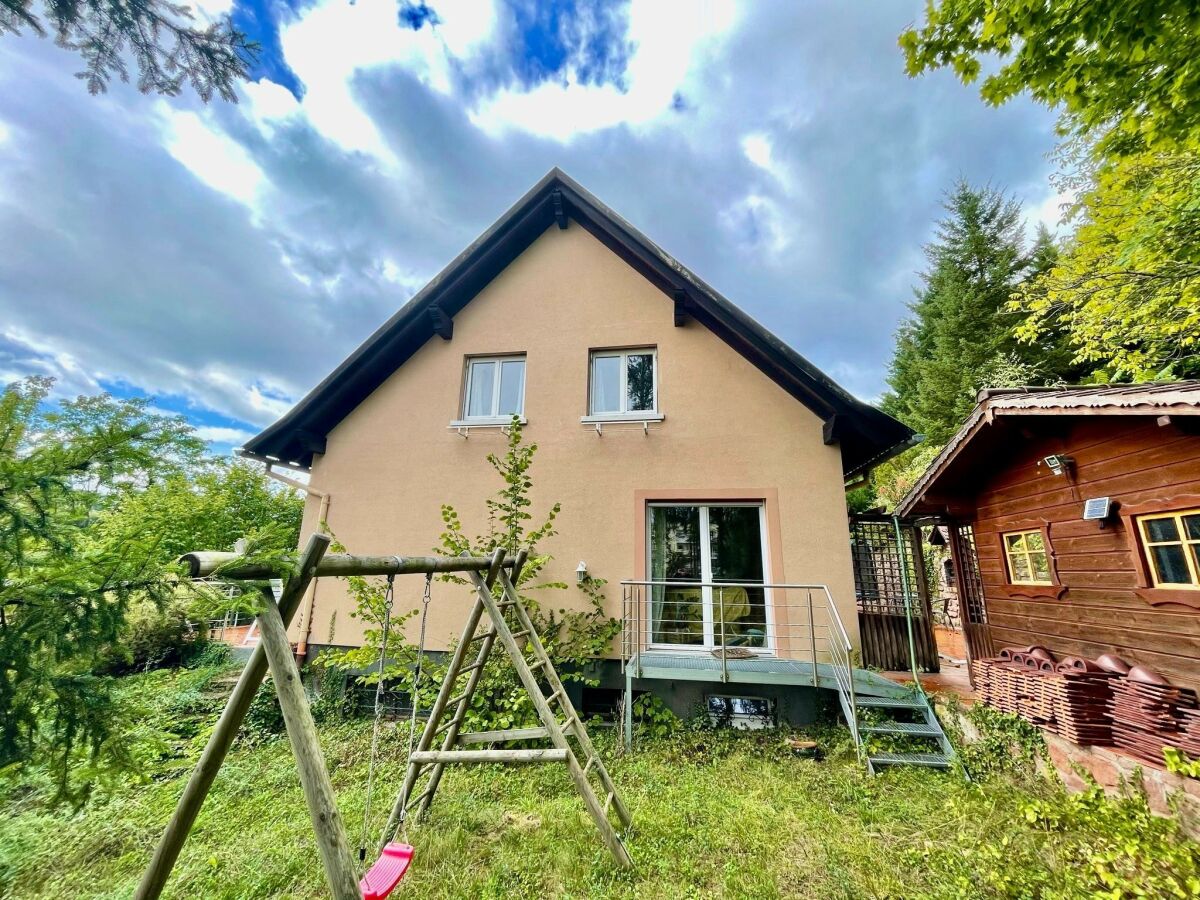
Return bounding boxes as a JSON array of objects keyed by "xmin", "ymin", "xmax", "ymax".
[
  {"xmin": 854, "ymin": 695, "xmax": 926, "ymax": 710},
  {"xmin": 869, "ymin": 752, "xmax": 951, "ymax": 768},
  {"xmin": 861, "ymin": 722, "xmax": 941, "ymax": 737}
]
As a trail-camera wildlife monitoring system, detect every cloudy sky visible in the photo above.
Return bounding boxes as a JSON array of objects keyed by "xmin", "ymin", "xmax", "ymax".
[{"xmin": 0, "ymin": 0, "xmax": 1061, "ymax": 454}]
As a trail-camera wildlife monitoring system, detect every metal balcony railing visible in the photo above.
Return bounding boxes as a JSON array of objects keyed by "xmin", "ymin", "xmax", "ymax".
[{"xmin": 620, "ymin": 580, "xmax": 859, "ymax": 749}]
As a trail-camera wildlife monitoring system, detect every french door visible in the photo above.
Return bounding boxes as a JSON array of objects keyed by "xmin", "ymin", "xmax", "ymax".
[{"xmin": 647, "ymin": 503, "xmax": 771, "ymax": 652}]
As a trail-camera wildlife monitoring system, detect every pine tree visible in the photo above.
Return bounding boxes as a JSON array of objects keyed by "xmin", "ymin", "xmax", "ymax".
[
  {"xmin": 0, "ymin": 378, "xmax": 206, "ymax": 800},
  {"xmin": 884, "ymin": 183, "xmax": 1073, "ymax": 444},
  {"xmin": 0, "ymin": 0, "xmax": 254, "ymax": 102}
]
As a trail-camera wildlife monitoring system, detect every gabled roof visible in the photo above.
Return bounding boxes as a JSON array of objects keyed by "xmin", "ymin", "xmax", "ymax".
[
  {"xmin": 242, "ymin": 168, "xmax": 914, "ymax": 476},
  {"xmin": 897, "ymin": 380, "xmax": 1200, "ymax": 517}
]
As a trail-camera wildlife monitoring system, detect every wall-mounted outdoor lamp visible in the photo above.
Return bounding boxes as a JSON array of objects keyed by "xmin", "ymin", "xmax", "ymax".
[
  {"xmin": 576, "ymin": 561, "xmax": 589, "ymax": 584},
  {"xmin": 1042, "ymin": 454, "xmax": 1074, "ymax": 477}
]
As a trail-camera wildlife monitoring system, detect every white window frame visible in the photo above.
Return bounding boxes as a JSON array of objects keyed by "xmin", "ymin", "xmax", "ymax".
[
  {"xmin": 585, "ymin": 348, "xmax": 660, "ymax": 421},
  {"xmin": 645, "ymin": 502, "xmax": 774, "ymax": 654},
  {"xmin": 459, "ymin": 355, "xmax": 526, "ymax": 424}
]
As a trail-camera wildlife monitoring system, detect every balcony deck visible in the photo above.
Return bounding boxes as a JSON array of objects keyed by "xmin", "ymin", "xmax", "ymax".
[{"xmin": 626, "ymin": 650, "xmax": 912, "ymax": 700}]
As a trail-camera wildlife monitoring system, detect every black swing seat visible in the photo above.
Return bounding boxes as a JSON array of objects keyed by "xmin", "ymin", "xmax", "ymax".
[{"xmin": 360, "ymin": 842, "xmax": 414, "ymax": 899}]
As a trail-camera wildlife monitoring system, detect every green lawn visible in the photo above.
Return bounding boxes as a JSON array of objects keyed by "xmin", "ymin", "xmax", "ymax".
[{"xmin": 2, "ymin": 663, "xmax": 1198, "ymax": 899}]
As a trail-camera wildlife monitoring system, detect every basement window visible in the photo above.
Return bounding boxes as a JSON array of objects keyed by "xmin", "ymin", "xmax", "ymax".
[{"xmin": 707, "ymin": 695, "xmax": 775, "ymax": 730}]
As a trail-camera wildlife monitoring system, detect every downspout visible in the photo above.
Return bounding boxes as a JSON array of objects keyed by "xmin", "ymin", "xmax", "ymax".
[
  {"xmin": 892, "ymin": 515, "xmax": 924, "ymax": 691},
  {"xmin": 259, "ymin": 460, "xmax": 329, "ymax": 662}
]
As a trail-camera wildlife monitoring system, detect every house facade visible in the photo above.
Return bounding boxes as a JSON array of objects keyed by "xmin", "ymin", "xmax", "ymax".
[
  {"xmin": 898, "ymin": 383, "xmax": 1200, "ymax": 693},
  {"xmin": 242, "ymin": 170, "xmax": 915, "ymax": 725}
]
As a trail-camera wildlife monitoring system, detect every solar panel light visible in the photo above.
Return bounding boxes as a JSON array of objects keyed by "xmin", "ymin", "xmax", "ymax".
[
  {"xmin": 1042, "ymin": 454, "xmax": 1073, "ymax": 476},
  {"xmin": 1083, "ymin": 497, "xmax": 1113, "ymax": 522}
]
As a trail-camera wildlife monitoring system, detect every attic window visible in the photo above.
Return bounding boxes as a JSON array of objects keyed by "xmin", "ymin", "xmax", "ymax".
[
  {"xmin": 588, "ymin": 349, "xmax": 657, "ymax": 417},
  {"xmin": 463, "ymin": 355, "xmax": 525, "ymax": 421}
]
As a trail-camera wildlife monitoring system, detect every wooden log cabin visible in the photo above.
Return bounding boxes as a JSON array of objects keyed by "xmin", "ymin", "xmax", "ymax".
[{"xmin": 897, "ymin": 383, "xmax": 1200, "ymax": 692}]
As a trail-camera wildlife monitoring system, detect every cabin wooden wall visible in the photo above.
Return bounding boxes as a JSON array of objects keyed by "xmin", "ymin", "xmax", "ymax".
[{"xmin": 970, "ymin": 417, "xmax": 1200, "ymax": 692}]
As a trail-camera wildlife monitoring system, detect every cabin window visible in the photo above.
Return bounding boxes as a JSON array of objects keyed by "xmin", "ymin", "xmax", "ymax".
[
  {"xmin": 463, "ymin": 355, "xmax": 525, "ymax": 420},
  {"xmin": 1137, "ymin": 509, "xmax": 1200, "ymax": 589},
  {"xmin": 589, "ymin": 349, "xmax": 657, "ymax": 416},
  {"xmin": 1002, "ymin": 529, "xmax": 1052, "ymax": 585}
]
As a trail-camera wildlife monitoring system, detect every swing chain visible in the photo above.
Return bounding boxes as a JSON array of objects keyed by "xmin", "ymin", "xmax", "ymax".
[
  {"xmin": 359, "ymin": 566, "xmax": 398, "ymax": 863},
  {"xmin": 395, "ymin": 572, "xmax": 432, "ymax": 842}
]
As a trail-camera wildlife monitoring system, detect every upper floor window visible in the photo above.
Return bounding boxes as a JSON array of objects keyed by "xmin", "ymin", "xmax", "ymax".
[
  {"xmin": 464, "ymin": 355, "xmax": 525, "ymax": 420},
  {"xmin": 589, "ymin": 348, "xmax": 657, "ymax": 416},
  {"xmin": 1138, "ymin": 509, "xmax": 1200, "ymax": 589},
  {"xmin": 1003, "ymin": 529, "xmax": 1052, "ymax": 585}
]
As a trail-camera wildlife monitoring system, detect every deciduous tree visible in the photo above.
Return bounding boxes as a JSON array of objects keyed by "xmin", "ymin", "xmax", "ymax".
[
  {"xmin": 1013, "ymin": 143, "xmax": 1200, "ymax": 380},
  {"xmin": 899, "ymin": 0, "xmax": 1200, "ymax": 157}
]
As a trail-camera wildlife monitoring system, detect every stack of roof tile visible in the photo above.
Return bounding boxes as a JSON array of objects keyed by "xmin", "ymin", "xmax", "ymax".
[
  {"xmin": 971, "ymin": 647, "xmax": 1117, "ymax": 746},
  {"xmin": 1108, "ymin": 665, "xmax": 1198, "ymax": 765}
]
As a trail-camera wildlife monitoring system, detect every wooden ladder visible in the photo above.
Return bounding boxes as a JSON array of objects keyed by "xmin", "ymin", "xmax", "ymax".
[{"xmin": 380, "ymin": 550, "xmax": 634, "ymax": 868}]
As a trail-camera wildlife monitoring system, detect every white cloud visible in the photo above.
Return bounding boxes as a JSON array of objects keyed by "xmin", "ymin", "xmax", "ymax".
[
  {"xmin": 720, "ymin": 192, "xmax": 790, "ymax": 258},
  {"xmin": 470, "ymin": 0, "xmax": 738, "ymax": 139},
  {"xmin": 742, "ymin": 133, "xmax": 771, "ymax": 170},
  {"xmin": 243, "ymin": 80, "xmax": 303, "ymax": 128},
  {"xmin": 278, "ymin": 0, "xmax": 498, "ymax": 158},
  {"xmin": 161, "ymin": 109, "xmax": 266, "ymax": 208},
  {"xmin": 191, "ymin": 0, "xmax": 234, "ymax": 19},
  {"xmin": 193, "ymin": 425, "xmax": 255, "ymax": 444},
  {"xmin": 1031, "ymin": 186, "xmax": 1076, "ymax": 235}
]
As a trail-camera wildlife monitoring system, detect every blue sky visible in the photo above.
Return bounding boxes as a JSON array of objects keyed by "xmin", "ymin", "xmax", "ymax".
[{"xmin": 0, "ymin": 1, "xmax": 1063, "ymax": 457}]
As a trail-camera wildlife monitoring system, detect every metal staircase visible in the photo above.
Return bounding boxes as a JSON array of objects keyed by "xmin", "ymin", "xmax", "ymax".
[{"xmin": 844, "ymin": 688, "xmax": 955, "ymax": 773}]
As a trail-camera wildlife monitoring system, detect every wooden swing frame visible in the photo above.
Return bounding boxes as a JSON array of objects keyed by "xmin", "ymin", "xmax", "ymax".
[{"xmin": 135, "ymin": 533, "xmax": 632, "ymax": 900}]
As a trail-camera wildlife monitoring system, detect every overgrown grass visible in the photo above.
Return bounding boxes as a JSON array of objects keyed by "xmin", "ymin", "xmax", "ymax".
[{"xmin": 2, "ymin": 665, "xmax": 1199, "ymax": 899}]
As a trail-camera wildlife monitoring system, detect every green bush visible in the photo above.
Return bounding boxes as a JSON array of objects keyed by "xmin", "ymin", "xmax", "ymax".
[
  {"xmin": 95, "ymin": 600, "xmax": 209, "ymax": 675},
  {"xmin": 242, "ymin": 680, "xmax": 285, "ymax": 742}
]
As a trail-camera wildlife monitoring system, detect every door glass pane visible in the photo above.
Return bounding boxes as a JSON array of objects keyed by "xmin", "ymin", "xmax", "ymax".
[
  {"xmin": 466, "ymin": 361, "xmax": 495, "ymax": 417},
  {"xmin": 1145, "ymin": 517, "xmax": 1180, "ymax": 542},
  {"xmin": 591, "ymin": 355, "xmax": 621, "ymax": 414},
  {"xmin": 709, "ymin": 506, "xmax": 766, "ymax": 648},
  {"xmin": 649, "ymin": 506, "xmax": 702, "ymax": 645},
  {"xmin": 1152, "ymin": 545, "xmax": 1191, "ymax": 584},
  {"xmin": 626, "ymin": 353, "xmax": 654, "ymax": 411},
  {"xmin": 497, "ymin": 359, "xmax": 524, "ymax": 415}
]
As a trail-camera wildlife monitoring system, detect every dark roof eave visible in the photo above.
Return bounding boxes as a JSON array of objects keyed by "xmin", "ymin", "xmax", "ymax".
[{"xmin": 244, "ymin": 168, "xmax": 913, "ymax": 475}]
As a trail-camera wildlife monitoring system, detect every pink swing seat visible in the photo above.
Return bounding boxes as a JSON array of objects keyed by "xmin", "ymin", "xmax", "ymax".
[{"xmin": 360, "ymin": 842, "xmax": 414, "ymax": 900}]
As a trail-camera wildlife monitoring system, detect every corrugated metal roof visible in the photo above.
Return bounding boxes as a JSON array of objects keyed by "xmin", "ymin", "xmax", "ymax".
[
  {"xmin": 976, "ymin": 381, "xmax": 1200, "ymax": 411},
  {"xmin": 896, "ymin": 381, "xmax": 1200, "ymax": 516}
]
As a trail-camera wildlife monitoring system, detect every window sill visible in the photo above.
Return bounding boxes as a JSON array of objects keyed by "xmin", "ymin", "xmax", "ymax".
[
  {"xmin": 449, "ymin": 417, "xmax": 527, "ymax": 428},
  {"xmin": 580, "ymin": 413, "xmax": 664, "ymax": 423},
  {"xmin": 448, "ymin": 417, "xmax": 526, "ymax": 438},
  {"xmin": 996, "ymin": 584, "xmax": 1067, "ymax": 601},
  {"xmin": 580, "ymin": 413, "xmax": 664, "ymax": 435},
  {"xmin": 1134, "ymin": 587, "xmax": 1200, "ymax": 609}
]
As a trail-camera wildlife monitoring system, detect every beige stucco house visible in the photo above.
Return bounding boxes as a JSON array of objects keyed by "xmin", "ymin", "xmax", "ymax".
[{"xmin": 242, "ymin": 169, "xmax": 918, "ymax": 732}]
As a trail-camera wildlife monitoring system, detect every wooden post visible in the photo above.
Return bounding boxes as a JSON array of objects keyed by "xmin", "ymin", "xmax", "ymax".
[
  {"xmin": 135, "ymin": 533, "xmax": 330, "ymax": 900},
  {"xmin": 257, "ymin": 587, "xmax": 361, "ymax": 900}
]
